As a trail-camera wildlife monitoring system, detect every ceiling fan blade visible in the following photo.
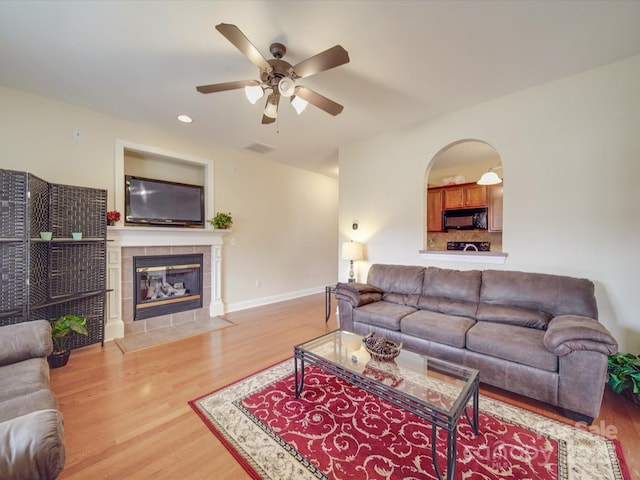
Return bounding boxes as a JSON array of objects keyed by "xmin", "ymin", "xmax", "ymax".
[
  {"xmin": 293, "ymin": 45, "xmax": 349, "ymax": 79},
  {"xmin": 215, "ymin": 23, "xmax": 271, "ymax": 71},
  {"xmin": 295, "ymin": 87, "xmax": 344, "ymax": 116},
  {"xmin": 196, "ymin": 80, "xmax": 258, "ymax": 94},
  {"xmin": 262, "ymin": 114, "xmax": 276, "ymax": 125}
]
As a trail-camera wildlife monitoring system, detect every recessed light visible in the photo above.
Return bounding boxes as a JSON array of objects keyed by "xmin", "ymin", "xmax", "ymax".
[{"xmin": 177, "ymin": 114, "xmax": 193, "ymax": 123}]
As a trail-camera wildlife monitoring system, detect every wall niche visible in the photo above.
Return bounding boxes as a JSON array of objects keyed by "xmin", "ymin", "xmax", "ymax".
[{"xmin": 425, "ymin": 140, "xmax": 504, "ymax": 253}]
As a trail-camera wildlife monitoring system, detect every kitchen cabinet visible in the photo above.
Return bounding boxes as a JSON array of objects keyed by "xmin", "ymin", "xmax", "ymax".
[
  {"xmin": 442, "ymin": 183, "xmax": 487, "ymax": 209},
  {"xmin": 488, "ymin": 184, "xmax": 503, "ymax": 232},
  {"xmin": 426, "ymin": 187, "xmax": 443, "ymax": 232}
]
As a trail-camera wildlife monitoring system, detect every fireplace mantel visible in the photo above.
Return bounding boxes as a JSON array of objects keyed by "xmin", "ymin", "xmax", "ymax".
[
  {"xmin": 107, "ymin": 225, "xmax": 228, "ymax": 247},
  {"xmin": 105, "ymin": 226, "xmax": 229, "ymax": 341}
]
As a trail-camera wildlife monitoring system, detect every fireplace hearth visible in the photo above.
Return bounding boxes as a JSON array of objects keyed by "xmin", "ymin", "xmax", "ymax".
[{"xmin": 134, "ymin": 254, "xmax": 203, "ymax": 320}]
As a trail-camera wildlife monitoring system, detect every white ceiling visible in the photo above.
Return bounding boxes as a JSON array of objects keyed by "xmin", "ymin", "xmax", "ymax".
[{"xmin": 1, "ymin": 1, "xmax": 639, "ymax": 178}]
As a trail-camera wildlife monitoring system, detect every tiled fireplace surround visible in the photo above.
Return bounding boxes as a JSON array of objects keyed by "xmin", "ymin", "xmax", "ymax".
[{"xmin": 105, "ymin": 227, "xmax": 226, "ymax": 341}]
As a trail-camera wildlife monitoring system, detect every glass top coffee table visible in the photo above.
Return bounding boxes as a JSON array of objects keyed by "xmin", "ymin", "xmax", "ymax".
[{"xmin": 294, "ymin": 329, "xmax": 479, "ymax": 480}]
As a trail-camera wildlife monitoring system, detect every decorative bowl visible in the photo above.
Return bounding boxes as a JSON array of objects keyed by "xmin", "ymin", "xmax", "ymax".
[{"xmin": 362, "ymin": 332, "xmax": 403, "ymax": 362}]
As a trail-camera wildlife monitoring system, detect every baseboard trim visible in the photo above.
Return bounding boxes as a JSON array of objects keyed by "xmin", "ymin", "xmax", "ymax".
[{"xmin": 225, "ymin": 286, "xmax": 325, "ymax": 313}]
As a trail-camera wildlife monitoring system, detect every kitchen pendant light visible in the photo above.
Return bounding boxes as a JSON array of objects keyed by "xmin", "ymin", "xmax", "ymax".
[{"xmin": 477, "ymin": 171, "xmax": 502, "ymax": 185}]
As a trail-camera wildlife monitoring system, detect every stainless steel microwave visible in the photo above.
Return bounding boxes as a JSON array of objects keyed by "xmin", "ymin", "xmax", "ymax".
[{"xmin": 443, "ymin": 208, "xmax": 487, "ymax": 230}]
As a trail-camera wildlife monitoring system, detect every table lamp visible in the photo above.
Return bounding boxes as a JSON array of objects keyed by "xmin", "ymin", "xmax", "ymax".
[{"xmin": 341, "ymin": 241, "xmax": 363, "ymax": 283}]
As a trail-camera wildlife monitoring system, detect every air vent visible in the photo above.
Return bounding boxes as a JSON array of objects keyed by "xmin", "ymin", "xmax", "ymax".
[{"xmin": 245, "ymin": 142, "xmax": 276, "ymax": 154}]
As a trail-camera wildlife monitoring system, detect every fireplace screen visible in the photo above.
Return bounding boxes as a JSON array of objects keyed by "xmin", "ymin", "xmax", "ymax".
[{"xmin": 133, "ymin": 254, "xmax": 203, "ymax": 320}]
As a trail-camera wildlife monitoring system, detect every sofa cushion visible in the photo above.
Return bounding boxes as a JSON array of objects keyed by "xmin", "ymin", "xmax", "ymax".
[
  {"xmin": 401, "ymin": 310, "xmax": 476, "ymax": 348},
  {"xmin": 0, "ymin": 390, "xmax": 59, "ymax": 424},
  {"xmin": 353, "ymin": 301, "xmax": 417, "ymax": 331},
  {"xmin": 417, "ymin": 296, "xmax": 478, "ymax": 318},
  {"xmin": 476, "ymin": 304, "xmax": 552, "ymax": 330},
  {"xmin": 382, "ymin": 292, "xmax": 421, "ymax": 308},
  {"xmin": 422, "ymin": 267, "xmax": 482, "ymax": 303},
  {"xmin": 480, "ymin": 270, "xmax": 598, "ymax": 318},
  {"xmin": 0, "ymin": 321, "xmax": 52, "ymax": 367},
  {"xmin": 466, "ymin": 322, "xmax": 558, "ymax": 372},
  {"xmin": 367, "ymin": 264, "xmax": 425, "ymax": 295},
  {"xmin": 0, "ymin": 358, "xmax": 50, "ymax": 402}
]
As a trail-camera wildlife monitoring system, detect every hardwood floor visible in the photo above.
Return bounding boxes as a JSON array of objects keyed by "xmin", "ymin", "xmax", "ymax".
[{"xmin": 51, "ymin": 293, "xmax": 640, "ymax": 479}]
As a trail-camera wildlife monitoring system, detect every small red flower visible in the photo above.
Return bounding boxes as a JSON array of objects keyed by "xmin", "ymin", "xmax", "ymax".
[{"xmin": 107, "ymin": 211, "xmax": 121, "ymax": 222}]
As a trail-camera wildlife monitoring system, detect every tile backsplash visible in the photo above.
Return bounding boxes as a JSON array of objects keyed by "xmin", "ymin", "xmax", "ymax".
[{"xmin": 427, "ymin": 231, "xmax": 502, "ymax": 252}]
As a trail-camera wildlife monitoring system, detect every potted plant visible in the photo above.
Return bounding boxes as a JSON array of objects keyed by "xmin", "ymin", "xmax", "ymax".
[
  {"xmin": 208, "ymin": 212, "xmax": 233, "ymax": 229},
  {"xmin": 48, "ymin": 314, "xmax": 88, "ymax": 369},
  {"xmin": 607, "ymin": 352, "xmax": 640, "ymax": 404}
]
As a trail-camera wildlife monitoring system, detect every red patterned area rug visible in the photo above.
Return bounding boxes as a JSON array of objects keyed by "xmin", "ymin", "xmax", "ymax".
[{"xmin": 189, "ymin": 360, "xmax": 630, "ymax": 480}]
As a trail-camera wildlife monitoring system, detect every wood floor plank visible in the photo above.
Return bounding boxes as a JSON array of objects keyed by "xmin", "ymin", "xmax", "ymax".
[{"xmin": 49, "ymin": 293, "xmax": 640, "ymax": 479}]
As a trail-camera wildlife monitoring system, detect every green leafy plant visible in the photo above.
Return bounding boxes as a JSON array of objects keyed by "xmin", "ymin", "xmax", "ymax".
[
  {"xmin": 208, "ymin": 212, "xmax": 233, "ymax": 229},
  {"xmin": 608, "ymin": 352, "xmax": 640, "ymax": 404},
  {"xmin": 50, "ymin": 314, "xmax": 88, "ymax": 353}
]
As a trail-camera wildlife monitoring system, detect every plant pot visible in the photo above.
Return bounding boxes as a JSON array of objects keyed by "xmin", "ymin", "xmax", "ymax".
[{"xmin": 47, "ymin": 350, "xmax": 71, "ymax": 369}]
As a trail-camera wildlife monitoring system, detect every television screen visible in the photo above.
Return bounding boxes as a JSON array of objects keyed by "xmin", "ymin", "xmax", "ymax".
[{"xmin": 125, "ymin": 175, "xmax": 204, "ymax": 227}]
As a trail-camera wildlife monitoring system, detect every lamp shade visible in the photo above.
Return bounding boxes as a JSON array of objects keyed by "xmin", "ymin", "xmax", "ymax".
[
  {"xmin": 341, "ymin": 241, "xmax": 363, "ymax": 261},
  {"xmin": 278, "ymin": 77, "xmax": 296, "ymax": 97},
  {"xmin": 263, "ymin": 94, "xmax": 278, "ymax": 119},
  {"xmin": 244, "ymin": 85, "xmax": 264, "ymax": 104},
  {"xmin": 291, "ymin": 95, "xmax": 308, "ymax": 115},
  {"xmin": 477, "ymin": 171, "xmax": 502, "ymax": 185}
]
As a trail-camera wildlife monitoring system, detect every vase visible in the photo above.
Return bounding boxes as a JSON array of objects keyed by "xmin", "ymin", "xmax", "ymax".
[
  {"xmin": 47, "ymin": 350, "xmax": 70, "ymax": 368},
  {"xmin": 107, "ymin": 220, "xmax": 115, "ymax": 226}
]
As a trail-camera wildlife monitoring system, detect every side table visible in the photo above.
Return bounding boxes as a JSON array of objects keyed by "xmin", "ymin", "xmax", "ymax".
[{"xmin": 325, "ymin": 285, "xmax": 336, "ymax": 322}]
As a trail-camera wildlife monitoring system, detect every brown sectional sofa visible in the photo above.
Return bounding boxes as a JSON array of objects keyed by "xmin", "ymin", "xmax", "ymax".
[
  {"xmin": 0, "ymin": 320, "xmax": 65, "ymax": 479},
  {"xmin": 336, "ymin": 264, "xmax": 618, "ymax": 423}
]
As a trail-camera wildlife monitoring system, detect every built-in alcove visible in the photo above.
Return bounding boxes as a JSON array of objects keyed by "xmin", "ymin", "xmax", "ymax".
[
  {"xmin": 423, "ymin": 140, "xmax": 507, "ymax": 264},
  {"xmin": 114, "ymin": 140, "xmax": 214, "ymax": 225}
]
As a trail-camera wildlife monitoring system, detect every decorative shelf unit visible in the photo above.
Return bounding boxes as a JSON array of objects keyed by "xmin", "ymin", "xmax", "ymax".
[
  {"xmin": 0, "ymin": 169, "xmax": 28, "ymax": 325},
  {"xmin": 0, "ymin": 169, "xmax": 107, "ymax": 349}
]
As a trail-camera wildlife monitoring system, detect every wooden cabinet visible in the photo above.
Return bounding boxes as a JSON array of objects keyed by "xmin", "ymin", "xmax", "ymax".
[
  {"xmin": 464, "ymin": 184, "xmax": 487, "ymax": 207},
  {"xmin": 488, "ymin": 184, "xmax": 503, "ymax": 232},
  {"xmin": 442, "ymin": 183, "xmax": 487, "ymax": 209},
  {"xmin": 426, "ymin": 187, "xmax": 443, "ymax": 232}
]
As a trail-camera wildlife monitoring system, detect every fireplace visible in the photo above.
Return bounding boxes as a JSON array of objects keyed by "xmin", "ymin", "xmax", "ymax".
[{"xmin": 133, "ymin": 254, "xmax": 203, "ymax": 320}]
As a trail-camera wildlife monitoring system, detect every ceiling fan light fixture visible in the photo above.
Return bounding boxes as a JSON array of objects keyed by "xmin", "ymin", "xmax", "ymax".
[
  {"xmin": 278, "ymin": 77, "xmax": 296, "ymax": 97},
  {"xmin": 244, "ymin": 84, "xmax": 264, "ymax": 104},
  {"xmin": 264, "ymin": 95, "xmax": 279, "ymax": 119},
  {"xmin": 291, "ymin": 95, "xmax": 308, "ymax": 115}
]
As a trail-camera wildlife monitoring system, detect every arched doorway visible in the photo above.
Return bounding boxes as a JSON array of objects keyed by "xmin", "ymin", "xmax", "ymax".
[{"xmin": 425, "ymin": 140, "xmax": 503, "ymax": 252}]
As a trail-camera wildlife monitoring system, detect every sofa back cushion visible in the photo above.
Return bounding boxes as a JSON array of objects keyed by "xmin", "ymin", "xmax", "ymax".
[
  {"xmin": 476, "ymin": 304, "xmax": 552, "ymax": 329},
  {"xmin": 367, "ymin": 264, "xmax": 425, "ymax": 296},
  {"xmin": 422, "ymin": 267, "xmax": 482, "ymax": 303},
  {"xmin": 480, "ymin": 270, "xmax": 598, "ymax": 319}
]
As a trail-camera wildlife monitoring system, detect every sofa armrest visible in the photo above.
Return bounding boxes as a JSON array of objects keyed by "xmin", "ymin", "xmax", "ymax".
[
  {"xmin": 0, "ymin": 409, "xmax": 65, "ymax": 479},
  {"xmin": 0, "ymin": 321, "xmax": 53, "ymax": 367},
  {"xmin": 543, "ymin": 315, "xmax": 618, "ymax": 356},
  {"xmin": 335, "ymin": 282, "xmax": 382, "ymax": 308}
]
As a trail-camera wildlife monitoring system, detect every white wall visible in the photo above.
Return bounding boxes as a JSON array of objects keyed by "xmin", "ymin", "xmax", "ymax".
[
  {"xmin": 339, "ymin": 55, "xmax": 640, "ymax": 352},
  {"xmin": 0, "ymin": 86, "xmax": 338, "ymax": 310}
]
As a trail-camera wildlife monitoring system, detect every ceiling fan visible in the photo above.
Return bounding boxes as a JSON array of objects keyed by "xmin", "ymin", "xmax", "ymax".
[{"xmin": 196, "ymin": 23, "xmax": 350, "ymax": 124}]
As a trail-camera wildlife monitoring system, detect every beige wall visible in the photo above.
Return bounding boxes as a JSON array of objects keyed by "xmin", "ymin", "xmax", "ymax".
[
  {"xmin": 339, "ymin": 55, "xmax": 640, "ymax": 352},
  {"xmin": 0, "ymin": 86, "xmax": 338, "ymax": 311}
]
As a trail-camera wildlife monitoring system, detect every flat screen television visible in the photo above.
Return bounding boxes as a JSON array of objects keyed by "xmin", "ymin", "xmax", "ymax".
[{"xmin": 125, "ymin": 175, "xmax": 204, "ymax": 227}]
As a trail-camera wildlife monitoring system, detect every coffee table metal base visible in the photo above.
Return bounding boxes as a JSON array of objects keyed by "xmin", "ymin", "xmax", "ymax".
[{"xmin": 294, "ymin": 345, "xmax": 479, "ymax": 480}]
